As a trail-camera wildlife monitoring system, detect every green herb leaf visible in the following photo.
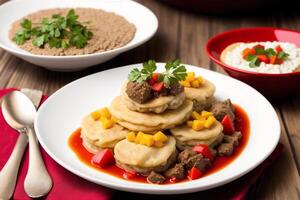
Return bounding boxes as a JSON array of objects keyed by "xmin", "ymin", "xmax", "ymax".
[
  {"xmin": 277, "ymin": 51, "xmax": 289, "ymax": 59},
  {"xmin": 249, "ymin": 56, "xmax": 260, "ymax": 68},
  {"xmin": 21, "ymin": 19, "xmax": 32, "ymax": 30},
  {"xmin": 32, "ymin": 35, "xmax": 45, "ymax": 47}
]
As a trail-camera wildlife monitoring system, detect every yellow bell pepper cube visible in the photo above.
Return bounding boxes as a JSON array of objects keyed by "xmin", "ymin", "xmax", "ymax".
[
  {"xmin": 127, "ymin": 132, "xmax": 136, "ymax": 142},
  {"xmin": 204, "ymin": 116, "xmax": 216, "ymax": 128},
  {"xmin": 197, "ymin": 76, "xmax": 204, "ymax": 84},
  {"xmin": 187, "ymin": 120, "xmax": 193, "ymax": 128},
  {"xmin": 140, "ymin": 134, "xmax": 154, "ymax": 147},
  {"xmin": 191, "ymin": 80, "xmax": 200, "ymax": 88},
  {"xmin": 186, "ymin": 72, "xmax": 195, "ymax": 82},
  {"xmin": 101, "ymin": 118, "xmax": 114, "ymax": 129},
  {"xmin": 91, "ymin": 110, "xmax": 101, "ymax": 120},
  {"xmin": 99, "ymin": 107, "xmax": 111, "ymax": 119},
  {"xmin": 201, "ymin": 111, "xmax": 213, "ymax": 118},
  {"xmin": 153, "ymin": 131, "xmax": 168, "ymax": 143},
  {"xmin": 135, "ymin": 131, "xmax": 144, "ymax": 143},
  {"xmin": 192, "ymin": 120, "xmax": 205, "ymax": 131},
  {"xmin": 180, "ymin": 80, "xmax": 191, "ymax": 87},
  {"xmin": 191, "ymin": 111, "xmax": 204, "ymax": 120}
]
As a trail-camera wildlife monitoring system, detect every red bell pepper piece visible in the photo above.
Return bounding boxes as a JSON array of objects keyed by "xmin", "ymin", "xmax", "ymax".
[
  {"xmin": 221, "ymin": 115, "xmax": 235, "ymax": 135},
  {"xmin": 192, "ymin": 144, "xmax": 213, "ymax": 160},
  {"xmin": 257, "ymin": 55, "xmax": 270, "ymax": 64},
  {"xmin": 276, "ymin": 59, "xmax": 283, "ymax": 64},
  {"xmin": 91, "ymin": 149, "xmax": 115, "ymax": 168},
  {"xmin": 188, "ymin": 167, "xmax": 202, "ymax": 180},
  {"xmin": 250, "ymin": 48, "xmax": 256, "ymax": 55},
  {"xmin": 151, "ymin": 82, "xmax": 164, "ymax": 92},
  {"xmin": 275, "ymin": 45, "xmax": 283, "ymax": 52},
  {"xmin": 148, "ymin": 78, "xmax": 156, "ymax": 86},
  {"xmin": 151, "ymin": 73, "xmax": 159, "ymax": 82},
  {"xmin": 123, "ymin": 171, "xmax": 136, "ymax": 180}
]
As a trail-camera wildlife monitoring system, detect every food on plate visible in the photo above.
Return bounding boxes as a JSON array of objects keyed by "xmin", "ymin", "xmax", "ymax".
[
  {"xmin": 180, "ymin": 72, "xmax": 216, "ymax": 112},
  {"xmin": 80, "ymin": 107, "xmax": 128, "ymax": 153},
  {"xmin": 68, "ymin": 59, "xmax": 250, "ymax": 185},
  {"xmin": 221, "ymin": 41, "xmax": 300, "ymax": 73},
  {"xmin": 9, "ymin": 8, "xmax": 136, "ymax": 56},
  {"xmin": 114, "ymin": 135, "xmax": 177, "ymax": 175},
  {"xmin": 170, "ymin": 111, "xmax": 224, "ymax": 150},
  {"xmin": 123, "ymin": 60, "xmax": 186, "ymax": 113}
]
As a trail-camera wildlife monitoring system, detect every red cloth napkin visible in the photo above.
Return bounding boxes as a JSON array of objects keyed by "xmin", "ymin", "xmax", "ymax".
[
  {"xmin": 0, "ymin": 88, "xmax": 113, "ymax": 200},
  {"xmin": 0, "ymin": 88, "xmax": 283, "ymax": 200}
]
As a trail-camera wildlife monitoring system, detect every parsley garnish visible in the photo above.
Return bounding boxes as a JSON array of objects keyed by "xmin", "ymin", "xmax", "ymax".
[
  {"xmin": 12, "ymin": 9, "xmax": 93, "ymax": 49},
  {"xmin": 128, "ymin": 59, "xmax": 187, "ymax": 86}
]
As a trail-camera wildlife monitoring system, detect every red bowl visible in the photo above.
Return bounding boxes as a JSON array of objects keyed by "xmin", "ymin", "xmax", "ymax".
[{"xmin": 206, "ymin": 27, "xmax": 300, "ymax": 100}]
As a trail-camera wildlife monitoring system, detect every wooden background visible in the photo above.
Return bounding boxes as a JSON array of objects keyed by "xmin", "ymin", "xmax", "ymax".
[{"xmin": 0, "ymin": 0, "xmax": 299, "ymax": 199}]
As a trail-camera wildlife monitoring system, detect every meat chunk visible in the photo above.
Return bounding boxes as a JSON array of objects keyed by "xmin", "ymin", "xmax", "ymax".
[
  {"xmin": 169, "ymin": 82, "xmax": 184, "ymax": 95},
  {"xmin": 178, "ymin": 149, "xmax": 211, "ymax": 172},
  {"xmin": 126, "ymin": 81, "xmax": 152, "ymax": 103},
  {"xmin": 209, "ymin": 99, "xmax": 235, "ymax": 122},
  {"xmin": 164, "ymin": 163, "xmax": 186, "ymax": 179},
  {"xmin": 218, "ymin": 143, "xmax": 234, "ymax": 156},
  {"xmin": 147, "ymin": 171, "xmax": 165, "ymax": 184},
  {"xmin": 223, "ymin": 131, "xmax": 242, "ymax": 146}
]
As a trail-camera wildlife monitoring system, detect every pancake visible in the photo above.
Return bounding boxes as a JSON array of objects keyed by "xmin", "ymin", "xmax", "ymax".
[
  {"xmin": 114, "ymin": 136, "xmax": 177, "ymax": 175},
  {"xmin": 81, "ymin": 114, "xmax": 128, "ymax": 153},
  {"xmin": 110, "ymin": 96, "xmax": 193, "ymax": 132},
  {"xmin": 184, "ymin": 79, "xmax": 216, "ymax": 112},
  {"xmin": 220, "ymin": 42, "xmax": 242, "ymax": 63},
  {"xmin": 122, "ymin": 82, "xmax": 186, "ymax": 113},
  {"xmin": 170, "ymin": 121, "xmax": 224, "ymax": 150}
]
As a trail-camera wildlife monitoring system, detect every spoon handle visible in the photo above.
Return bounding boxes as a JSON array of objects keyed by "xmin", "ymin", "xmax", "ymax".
[
  {"xmin": 0, "ymin": 133, "xmax": 28, "ymax": 200},
  {"xmin": 24, "ymin": 127, "xmax": 52, "ymax": 198}
]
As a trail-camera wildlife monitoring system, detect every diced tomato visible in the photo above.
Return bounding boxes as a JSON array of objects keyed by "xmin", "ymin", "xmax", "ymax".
[
  {"xmin": 275, "ymin": 45, "xmax": 283, "ymax": 52},
  {"xmin": 169, "ymin": 177, "xmax": 178, "ymax": 183},
  {"xmin": 188, "ymin": 167, "xmax": 202, "ymax": 180},
  {"xmin": 250, "ymin": 48, "xmax": 256, "ymax": 55},
  {"xmin": 276, "ymin": 59, "xmax": 283, "ymax": 64},
  {"xmin": 192, "ymin": 144, "xmax": 213, "ymax": 160},
  {"xmin": 221, "ymin": 115, "xmax": 235, "ymax": 135},
  {"xmin": 270, "ymin": 55, "xmax": 277, "ymax": 64},
  {"xmin": 148, "ymin": 78, "xmax": 156, "ymax": 86},
  {"xmin": 123, "ymin": 171, "xmax": 136, "ymax": 180},
  {"xmin": 151, "ymin": 82, "xmax": 164, "ymax": 92},
  {"xmin": 242, "ymin": 48, "xmax": 251, "ymax": 59},
  {"xmin": 257, "ymin": 55, "xmax": 270, "ymax": 64},
  {"xmin": 91, "ymin": 149, "xmax": 115, "ymax": 168},
  {"xmin": 151, "ymin": 73, "xmax": 159, "ymax": 82},
  {"xmin": 253, "ymin": 44, "xmax": 265, "ymax": 50}
]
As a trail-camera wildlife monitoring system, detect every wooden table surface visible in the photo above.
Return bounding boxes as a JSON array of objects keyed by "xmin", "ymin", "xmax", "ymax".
[{"xmin": 1, "ymin": 0, "xmax": 299, "ymax": 199}]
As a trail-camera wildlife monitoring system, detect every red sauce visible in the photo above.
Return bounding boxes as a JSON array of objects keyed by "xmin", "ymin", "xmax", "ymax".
[{"xmin": 68, "ymin": 104, "xmax": 250, "ymax": 184}]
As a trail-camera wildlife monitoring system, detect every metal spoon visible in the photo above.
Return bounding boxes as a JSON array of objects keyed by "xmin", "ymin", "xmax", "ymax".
[{"xmin": 0, "ymin": 91, "xmax": 52, "ymax": 198}]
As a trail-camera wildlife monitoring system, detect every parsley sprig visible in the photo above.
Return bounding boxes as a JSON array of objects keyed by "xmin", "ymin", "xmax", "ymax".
[
  {"xmin": 13, "ymin": 9, "xmax": 93, "ymax": 49},
  {"xmin": 128, "ymin": 59, "xmax": 187, "ymax": 86}
]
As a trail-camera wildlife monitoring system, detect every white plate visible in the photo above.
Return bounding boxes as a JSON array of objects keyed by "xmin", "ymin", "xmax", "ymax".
[
  {"xmin": 0, "ymin": 0, "xmax": 158, "ymax": 71},
  {"xmin": 35, "ymin": 63, "xmax": 280, "ymax": 194}
]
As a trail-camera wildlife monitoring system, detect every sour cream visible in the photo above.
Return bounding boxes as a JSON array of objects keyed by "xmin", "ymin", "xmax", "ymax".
[{"xmin": 224, "ymin": 41, "xmax": 300, "ymax": 73}]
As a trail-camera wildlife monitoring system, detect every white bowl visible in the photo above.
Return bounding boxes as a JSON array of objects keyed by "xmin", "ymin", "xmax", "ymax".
[
  {"xmin": 35, "ymin": 63, "xmax": 280, "ymax": 194},
  {"xmin": 0, "ymin": 0, "xmax": 158, "ymax": 71}
]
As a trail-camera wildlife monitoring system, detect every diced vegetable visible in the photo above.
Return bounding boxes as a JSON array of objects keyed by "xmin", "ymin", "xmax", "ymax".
[
  {"xmin": 257, "ymin": 55, "xmax": 269, "ymax": 64},
  {"xmin": 253, "ymin": 44, "xmax": 265, "ymax": 50},
  {"xmin": 250, "ymin": 48, "xmax": 256, "ymax": 55},
  {"xmin": 204, "ymin": 116, "xmax": 216, "ymax": 128},
  {"xmin": 242, "ymin": 48, "xmax": 251, "ymax": 58},
  {"xmin": 154, "ymin": 141, "xmax": 164, "ymax": 148},
  {"xmin": 99, "ymin": 107, "xmax": 111, "ymax": 119},
  {"xmin": 197, "ymin": 76, "xmax": 204, "ymax": 84},
  {"xmin": 153, "ymin": 131, "xmax": 168, "ymax": 143},
  {"xmin": 191, "ymin": 80, "xmax": 200, "ymax": 88},
  {"xmin": 201, "ymin": 111, "xmax": 213, "ymax": 118},
  {"xmin": 275, "ymin": 45, "xmax": 283, "ymax": 52},
  {"xmin": 123, "ymin": 171, "xmax": 136, "ymax": 180},
  {"xmin": 151, "ymin": 73, "xmax": 159, "ymax": 82},
  {"xmin": 127, "ymin": 132, "xmax": 136, "ymax": 142},
  {"xmin": 187, "ymin": 120, "xmax": 193, "ymax": 128},
  {"xmin": 193, "ymin": 144, "xmax": 213, "ymax": 160},
  {"xmin": 151, "ymin": 82, "xmax": 164, "ymax": 92},
  {"xmin": 135, "ymin": 131, "xmax": 144, "ymax": 143},
  {"xmin": 192, "ymin": 120, "xmax": 205, "ymax": 131},
  {"xmin": 101, "ymin": 118, "xmax": 114, "ymax": 129},
  {"xmin": 221, "ymin": 115, "xmax": 235, "ymax": 135},
  {"xmin": 180, "ymin": 80, "xmax": 191, "ymax": 87},
  {"xmin": 140, "ymin": 134, "xmax": 154, "ymax": 147},
  {"xmin": 91, "ymin": 149, "xmax": 115, "ymax": 168},
  {"xmin": 191, "ymin": 111, "xmax": 203, "ymax": 120},
  {"xmin": 91, "ymin": 110, "xmax": 101, "ymax": 120},
  {"xmin": 188, "ymin": 167, "xmax": 202, "ymax": 180},
  {"xmin": 270, "ymin": 55, "xmax": 277, "ymax": 64},
  {"xmin": 186, "ymin": 72, "xmax": 195, "ymax": 82}
]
